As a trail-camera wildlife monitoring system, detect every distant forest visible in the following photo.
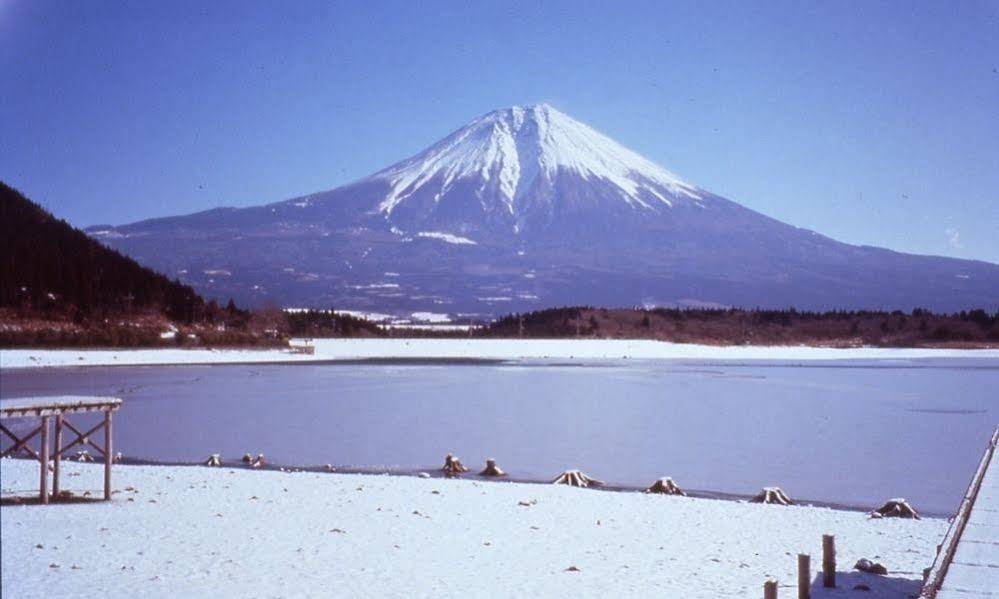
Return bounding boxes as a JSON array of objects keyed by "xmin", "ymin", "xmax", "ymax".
[
  {"xmin": 285, "ymin": 310, "xmax": 384, "ymax": 337},
  {"xmin": 286, "ymin": 305, "xmax": 998, "ymax": 347},
  {"xmin": 0, "ymin": 182, "xmax": 282, "ymax": 347},
  {"xmin": 479, "ymin": 306, "xmax": 999, "ymax": 347}
]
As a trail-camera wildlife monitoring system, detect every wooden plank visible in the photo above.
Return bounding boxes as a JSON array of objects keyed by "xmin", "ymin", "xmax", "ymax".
[
  {"xmin": 1, "ymin": 396, "xmax": 122, "ymax": 419},
  {"xmin": 1, "ymin": 396, "xmax": 122, "ymax": 412},
  {"xmin": 59, "ymin": 419, "xmax": 108, "ymax": 458},
  {"xmin": 0, "ymin": 405, "xmax": 122, "ymax": 418},
  {"xmin": 0, "ymin": 422, "xmax": 43, "ymax": 459}
]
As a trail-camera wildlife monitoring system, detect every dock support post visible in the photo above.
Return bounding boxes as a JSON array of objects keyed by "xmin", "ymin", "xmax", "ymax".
[
  {"xmin": 53, "ymin": 414, "xmax": 62, "ymax": 497},
  {"xmin": 822, "ymin": 534, "xmax": 835, "ymax": 587},
  {"xmin": 104, "ymin": 410, "xmax": 113, "ymax": 501},
  {"xmin": 39, "ymin": 416, "xmax": 50, "ymax": 504},
  {"xmin": 764, "ymin": 579, "xmax": 778, "ymax": 599},
  {"xmin": 798, "ymin": 553, "xmax": 810, "ymax": 599}
]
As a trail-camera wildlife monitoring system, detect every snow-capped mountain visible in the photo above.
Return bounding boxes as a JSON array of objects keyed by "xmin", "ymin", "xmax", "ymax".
[
  {"xmin": 273, "ymin": 103, "xmax": 707, "ymax": 244},
  {"xmin": 371, "ymin": 104, "xmax": 700, "ymax": 219},
  {"xmin": 87, "ymin": 105, "xmax": 999, "ymax": 315}
]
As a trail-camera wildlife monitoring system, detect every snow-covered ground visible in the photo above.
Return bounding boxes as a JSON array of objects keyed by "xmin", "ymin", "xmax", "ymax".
[
  {"xmin": 0, "ymin": 345, "xmax": 320, "ymax": 369},
  {"xmin": 2, "ymin": 338, "xmax": 998, "ymax": 369},
  {"xmin": 1, "ymin": 459, "xmax": 945, "ymax": 598}
]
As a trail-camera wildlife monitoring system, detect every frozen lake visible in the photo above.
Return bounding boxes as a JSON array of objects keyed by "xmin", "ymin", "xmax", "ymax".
[{"xmin": 3, "ymin": 357, "xmax": 996, "ymax": 515}]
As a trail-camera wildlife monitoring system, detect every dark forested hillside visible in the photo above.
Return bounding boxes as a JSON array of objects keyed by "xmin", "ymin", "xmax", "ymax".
[
  {"xmin": 0, "ymin": 182, "xmax": 289, "ymax": 347},
  {"xmin": 0, "ymin": 182, "xmax": 205, "ymax": 320},
  {"xmin": 480, "ymin": 306, "xmax": 999, "ymax": 347}
]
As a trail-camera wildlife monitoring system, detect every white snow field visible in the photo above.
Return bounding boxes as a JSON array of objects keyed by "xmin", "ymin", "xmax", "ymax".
[
  {"xmin": 2, "ymin": 338, "xmax": 998, "ymax": 369},
  {"xmin": 1, "ymin": 459, "xmax": 945, "ymax": 598}
]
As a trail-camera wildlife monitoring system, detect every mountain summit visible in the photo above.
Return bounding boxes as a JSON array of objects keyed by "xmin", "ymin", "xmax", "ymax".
[
  {"xmin": 270, "ymin": 104, "xmax": 708, "ymax": 242},
  {"xmin": 88, "ymin": 105, "xmax": 999, "ymax": 315},
  {"xmin": 369, "ymin": 104, "xmax": 701, "ymax": 224}
]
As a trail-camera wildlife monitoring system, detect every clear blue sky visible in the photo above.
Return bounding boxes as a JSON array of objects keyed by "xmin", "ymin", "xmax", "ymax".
[{"xmin": 2, "ymin": 0, "xmax": 997, "ymax": 263}]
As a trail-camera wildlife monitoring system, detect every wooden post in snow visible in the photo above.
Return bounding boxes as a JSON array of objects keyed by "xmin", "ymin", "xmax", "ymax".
[
  {"xmin": 104, "ymin": 410, "xmax": 113, "ymax": 501},
  {"xmin": 797, "ymin": 553, "xmax": 810, "ymax": 599},
  {"xmin": 822, "ymin": 534, "xmax": 836, "ymax": 587},
  {"xmin": 53, "ymin": 414, "xmax": 63, "ymax": 497},
  {"xmin": 764, "ymin": 579, "xmax": 778, "ymax": 599},
  {"xmin": 39, "ymin": 416, "xmax": 50, "ymax": 504}
]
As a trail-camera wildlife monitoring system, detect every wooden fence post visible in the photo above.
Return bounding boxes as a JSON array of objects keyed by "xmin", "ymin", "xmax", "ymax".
[
  {"xmin": 798, "ymin": 553, "xmax": 810, "ymax": 599},
  {"xmin": 39, "ymin": 416, "xmax": 50, "ymax": 504},
  {"xmin": 764, "ymin": 579, "xmax": 778, "ymax": 599},
  {"xmin": 104, "ymin": 410, "xmax": 113, "ymax": 501},
  {"xmin": 822, "ymin": 534, "xmax": 836, "ymax": 587},
  {"xmin": 53, "ymin": 415, "xmax": 63, "ymax": 497}
]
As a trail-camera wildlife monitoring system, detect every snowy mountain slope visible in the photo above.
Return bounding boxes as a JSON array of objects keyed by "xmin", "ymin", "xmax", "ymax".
[
  {"xmin": 370, "ymin": 104, "xmax": 701, "ymax": 217},
  {"xmin": 86, "ymin": 105, "xmax": 999, "ymax": 315}
]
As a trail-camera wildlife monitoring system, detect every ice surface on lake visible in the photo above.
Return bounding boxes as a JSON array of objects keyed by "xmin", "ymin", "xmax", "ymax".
[{"xmin": 3, "ymin": 356, "xmax": 996, "ymax": 515}]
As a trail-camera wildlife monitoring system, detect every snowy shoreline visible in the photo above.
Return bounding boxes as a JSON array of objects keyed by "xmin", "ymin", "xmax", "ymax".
[
  {"xmin": 1, "ymin": 459, "xmax": 946, "ymax": 598},
  {"xmin": 3, "ymin": 338, "xmax": 998, "ymax": 369},
  {"xmin": 23, "ymin": 455, "xmax": 918, "ymax": 516}
]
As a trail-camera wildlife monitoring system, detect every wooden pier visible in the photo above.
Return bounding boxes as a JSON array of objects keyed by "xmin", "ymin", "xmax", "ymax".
[
  {"xmin": 1, "ymin": 396, "xmax": 122, "ymax": 503},
  {"xmin": 921, "ymin": 424, "xmax": 999, "ymax": 598}
]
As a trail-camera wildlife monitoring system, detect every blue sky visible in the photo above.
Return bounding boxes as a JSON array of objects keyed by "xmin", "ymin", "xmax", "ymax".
[{"xmin": 2, "ymin": 0, "xmax": 997, "ymax": 263}]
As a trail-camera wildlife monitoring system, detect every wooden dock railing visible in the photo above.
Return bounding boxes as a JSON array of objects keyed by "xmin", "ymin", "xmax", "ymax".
[
  {"xmin": 919, "ymin": 424, "xmax": 999, "ymax": 598},
  {"xmin": 1, "ymin": 396, "xmax": 122, "ymax": 503}
]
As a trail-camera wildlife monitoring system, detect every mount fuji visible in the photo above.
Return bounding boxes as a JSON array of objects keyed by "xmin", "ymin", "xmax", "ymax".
[{"xmin": 88, "ymin": 104, "xmax": 999, "ymax": 316}]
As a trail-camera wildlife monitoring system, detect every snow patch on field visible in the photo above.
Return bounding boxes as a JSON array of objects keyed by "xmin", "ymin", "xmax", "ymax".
[
  {"xmin": 88, "ymin": 229, "xmax": 125, "ymax": 239},
  {"xmin": 348, "ymin": 283, "xmax": 400, "ymax": 290},
  {"xmin": 416, "ymin": 231, "xmax": 477, "ymax": 245},
  {"xmin": 0, "ymin": 459, "xmax": 945, "ymax": 598},
  {"xmin": 410, "ymin": 312, "xmax": 452, "ymax": 323}
]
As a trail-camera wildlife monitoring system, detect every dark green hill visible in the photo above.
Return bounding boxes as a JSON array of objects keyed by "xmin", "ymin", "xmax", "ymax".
[{"xmin": 1, "ymin": 181, "xmax": 203, "ymax": 320}]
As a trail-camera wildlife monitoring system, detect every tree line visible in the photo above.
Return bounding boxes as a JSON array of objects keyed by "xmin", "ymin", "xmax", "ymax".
[{"xmin": 478, "ymin": 306, "xmax": 999, "ymax": 346}]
